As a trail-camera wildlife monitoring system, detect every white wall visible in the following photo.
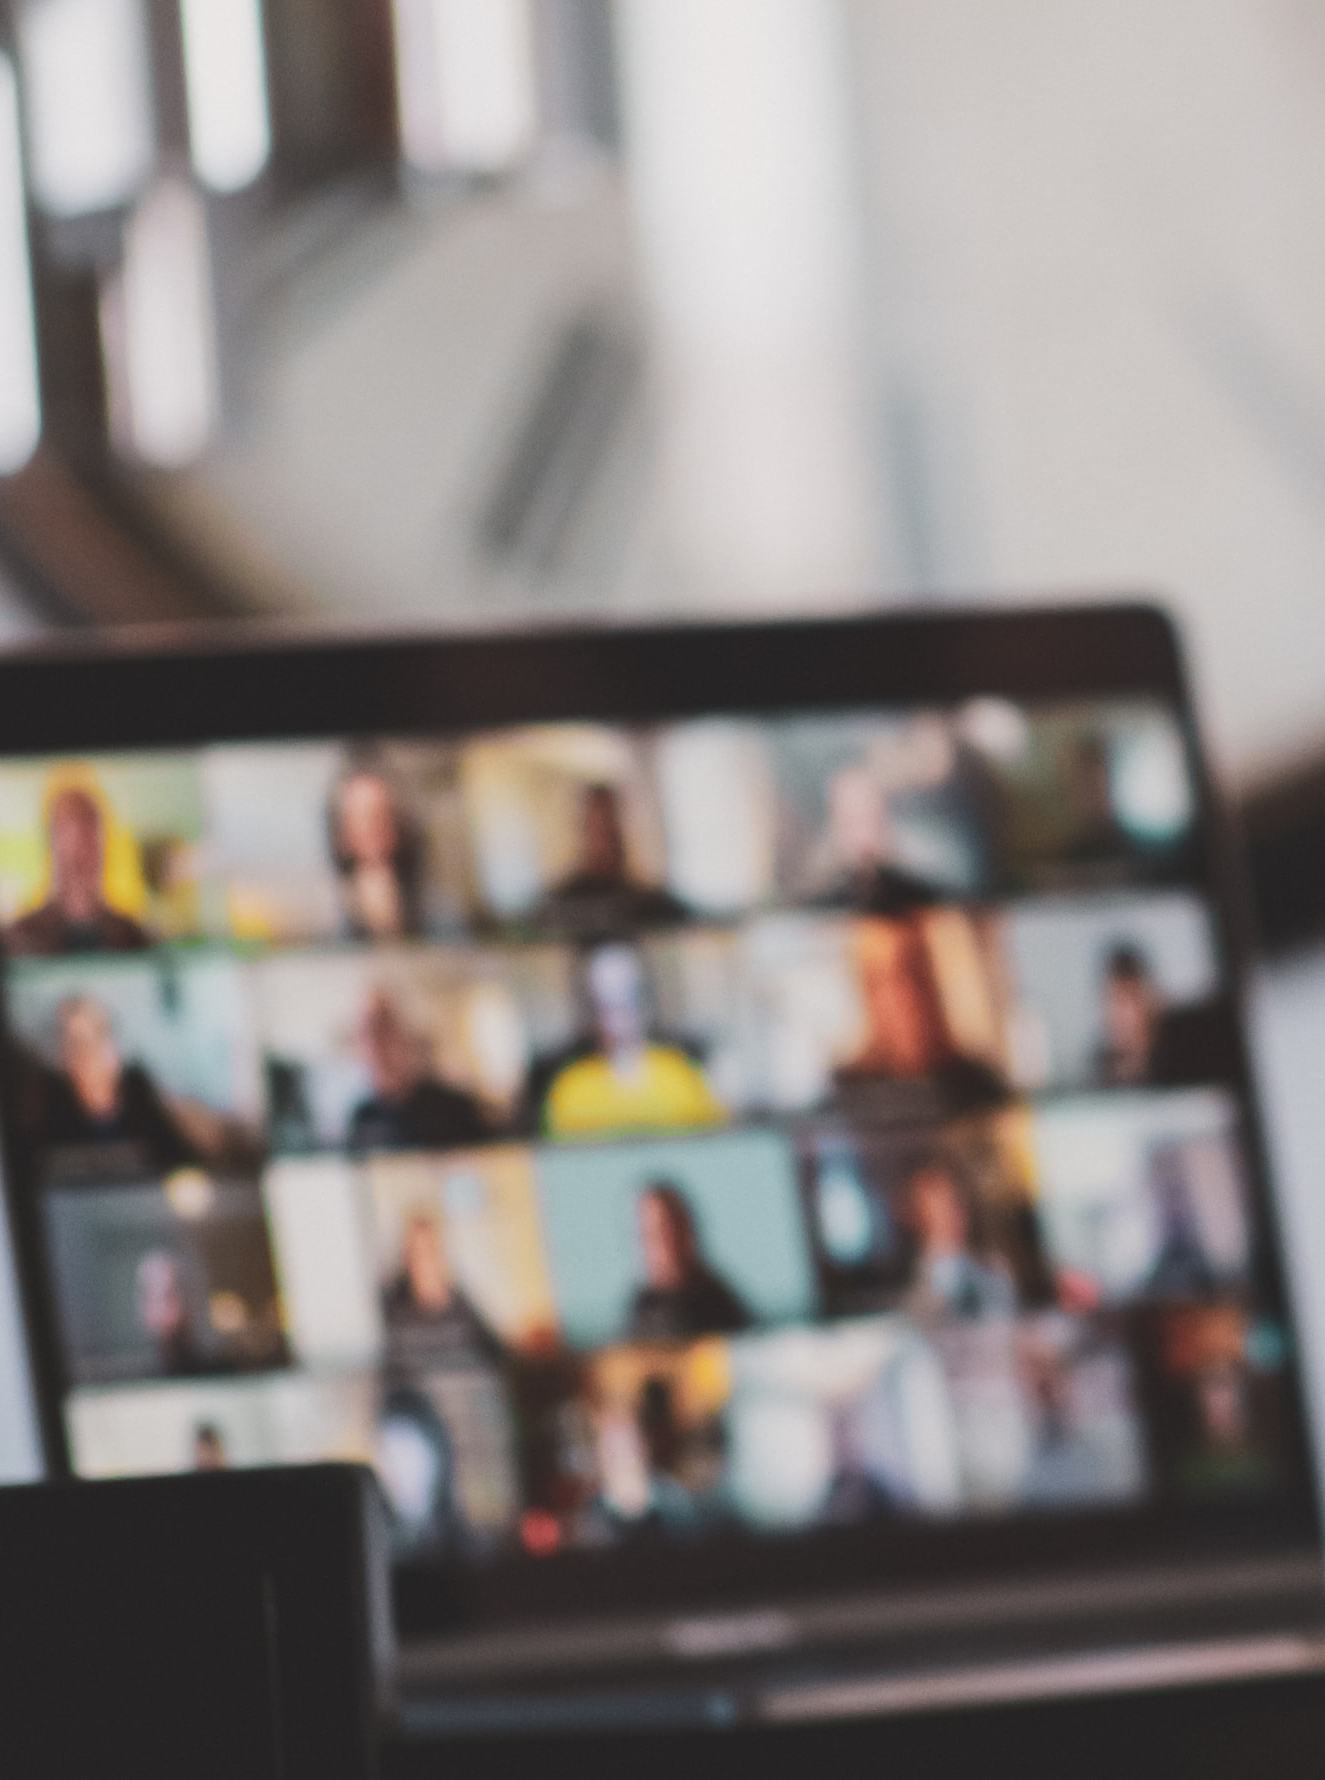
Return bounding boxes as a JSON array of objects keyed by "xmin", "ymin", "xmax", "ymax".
[
  {"xmin": 1251, "ymin": 949, "xmax": 1325, "ymax": 1484},
  {"xmin": 848, "ymin": 0, "xmax": 1325, "ymax": 784}
]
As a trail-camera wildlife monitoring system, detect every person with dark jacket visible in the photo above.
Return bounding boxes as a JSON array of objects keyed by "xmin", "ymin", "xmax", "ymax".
[
  {"xmin": 626, "ymin": 1181, "xmax": 752, "ymax": 1341},
  {"xmin": 39, "ymin": 995, "xmax": 198, "ymax": 1174},
  {"xmin": 347, "ymin": 989, "xmax": 488, "ymax": 1154},
  {"xmin": 533, "ymin": 783, "xmax": 686, "ymax": 939},
  {"xmin": 831, "ymin": 914, "xmax": 1007, "ymax": 1126}
]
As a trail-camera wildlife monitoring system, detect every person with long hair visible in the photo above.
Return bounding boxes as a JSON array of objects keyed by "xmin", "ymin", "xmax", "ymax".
[
  {"xmin": 327, "ymin": 756, "xmax": 424, "ymax": 940},
  {"xmin": 833, "ymin": 915, "xmax": 1007, "ymax": 1122},
  {"xmin": 626, "ymin": 1181, "xmax": 751, "ymax": 1341}
]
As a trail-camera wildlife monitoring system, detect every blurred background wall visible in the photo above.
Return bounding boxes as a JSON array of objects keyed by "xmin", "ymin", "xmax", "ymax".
[{"xmin": 2, "ymin": 0, "xmax": 1325, "ymax": 1481}]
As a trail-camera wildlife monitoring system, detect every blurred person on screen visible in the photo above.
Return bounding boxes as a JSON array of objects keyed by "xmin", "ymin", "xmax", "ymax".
[
  {"xmin": 136, "ymin": 1249, "xmax": 209, "ymax": 1377},
  {"xmin": 1093, "ymin": 944, "xmax": 1164, "ymax": 1086},
  {"xmin": 1018, "ymin": 1331, "xmax": 1109, "ymax": 1505},
  {"xmin": 374, "ymin": 1385, "xmax": 461, "ymax": 1555},
  {"xmin": 1059, "ymin": 733, "xmax": 1132, "ymax": 867},
  {"xmin": 347, "ymin": 989, "xmax": 488, "ymax": 1153},
  {"xmin": 585, "ymin": 1376, "xmax": 710, "ymax": 1539},
  {"xmin": 541, "ymin": 944, "xmax": 724, "ymax": 1139},
  {"xmin": 38, "ymin": 995, "xmax": 201, "ymax": 1174},
  {"xmin": 382, "ymin": 1211, "xmax": 502, "ymax": 1363},
  {"xmin": 1145, "ymin": 1145, "xmax": 1218, "ymax": 1297},
  {"xmin": 820, "ymin": 1401, "xmax": 897, "ymax": 1524},
  {"xmin": 327, "ymin": 755, "xmax": 424, "ymax": 940},
  {"xmin": 1093, "ymin": 943, "xmax": 1234, "ymax": 1090},
  {"xmin": 626, "ymin": 1182, "xmax": 751, "ymax": 1340},
  {"xmin": 805, "ymin": 763, "xmax": 942, "ymax": 915},
  {"xmin": 191, "ymin": 1422, "xmax": 229, "ymax": 1470},
  {"xmin": 7, "ymin": 784, "xmax": 150, "ymax": 956},
  {"xmin": 900, "ymin": 1156, "xmax": 1017, "ymax": 1320},
  {"xmin": 833, "ymin": 917, "xmax": 1006, "ymax": 1119},
  {"xmin": 533, "ymin": 783, "xmax": 685, "ymax": 939},
  {"xmin": 1180, "ymin": 1359, "xmax": 1270, "ymax": 1494}
]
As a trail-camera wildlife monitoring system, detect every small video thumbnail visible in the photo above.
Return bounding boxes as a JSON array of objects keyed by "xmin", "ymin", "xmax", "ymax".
[
  {"xmin": 44, "ymin": 1173, "xmax": 288, "ymax": 1385},
  {"xmin": 797, "ymin": 1107, "xmax": 1052, "ymax": 1322},
  {"xmin": 366, "ymin": 1146, "xmax": 558, "ymax": 1366},
  {"xmin": 999, "ymin": 890, "xmax": 1229, "ymax": 1092},
  {"xmin": 723, "ymin": 1317, "xmax": 963, "ymax": 1528},
  {"xmin": 1134, "ymin": 1303, "xmax": 1294, "ymax": 1498},
  {"xmin": 534, "ymin": 1128, "xmax": 817, "ymax": 1349},
  {"xmin": 739, "ymin": 908, "xmax": 1013, "ymax": 1124},
  {"xmin": 768, "ymin": 709, "xmax": 995, "ymax": 910},
  {"xmin": 934, "ymin": 1313, "xmax": 1147, "ymax": 1510},
  {"xmin": 1031, "ymin": 1089, "xmax": 1253, "ymax": 1306},
  {"xmin": 253, "ymin": 932, "xmax": 746, "ymax": 1154},
  {"xmin": 0, "ymin": 753, "xmax": 205, "ymax": 953},
  {"xmin": 461, "ymin": 725, "xmax": 694, "ymax": 936},
  {"xmin": 67, "ymin": 1354, "xmax": 526, "ymax": 1562},
  {"xmin": 512, "ymin": 1337, "xmax": 734, "ymax": 1552},
  {"xmin": 65, "ymin": 1370, "xmax": 378, "ymax": 1478},
  {"xmin": 372, "ymin": 1364, "xmax": 523, "ymax": 1558},
  {"xmin": 251, "ymin": 945, "xmax": 548, "ymax": 1155},
  {"xmin": 532, "ymin": 931, "xmax": 742, "ymax": 1140},
  {"xmin": 980, "ymin": 700, "xmax": 1197, "ymax": 892},
  {"xmin": 199, "ymin": 739, "xmax": 477, "ymax": 943},
  {"xmin": 7, "ymin": 954, "xmax": 264, "ymax": 1183}
]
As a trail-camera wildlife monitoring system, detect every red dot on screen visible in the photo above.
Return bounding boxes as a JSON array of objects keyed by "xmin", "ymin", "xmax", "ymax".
[{"xmin": 520, "ymin": 1510, "xmax": 563, "ymax": 1557}]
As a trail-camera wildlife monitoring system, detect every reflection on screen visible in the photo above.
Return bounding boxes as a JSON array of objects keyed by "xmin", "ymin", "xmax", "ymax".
[{"xmin": 0, "ymin": 701, "xmax": 1291, "ymax": 1570}]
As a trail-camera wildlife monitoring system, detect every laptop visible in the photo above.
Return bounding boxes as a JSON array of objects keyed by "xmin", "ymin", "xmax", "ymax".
[{"xmin": 0, "ymin": 604, "xmax": 1321, "ymax": 1738}]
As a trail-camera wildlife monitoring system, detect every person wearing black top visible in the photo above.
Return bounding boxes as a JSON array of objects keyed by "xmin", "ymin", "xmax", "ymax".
[
  {"xmin": 806, "ymin": 764, "xmax": 944, "ymax": 914},
  {"xmin": 1145, "ymin": 1146, "xmax": 1219, "ymax": 1296},
  {"xmin": 1094, "ymin": 943, "xmax": 1164, "ymax": 1086},
  {"xmin": 381, "ymin": 1213, "xmax": 503, "ymax": 1365},
  {"xmin": 7, "ymin": 785, "xmax": 150, "ymax": 956},
  {"xmin": 1093, "ymin": 943, "xmax": 1238, "ymax": 1091},
  {"xmin": 533, "ymin": 783, "xmax": 686, "ymax": 939},
  {"xmin": 626, "ymin": 1181, "xmax": 751, "ymax": 1342},
  {"xmin": 374, "ymin": 1385, "xmax": 462, "ymax": 1555},
  {"xmin": 831, "ymin": 914, "xmax": 1008, "ymax": 1126},
  {"xmin": 347, "ymin": 990, "xmax": 487, "ymax": 1154},
  {"xmin": 38, "ymin": 995, "xmax": 199, "ymax": 1175}
]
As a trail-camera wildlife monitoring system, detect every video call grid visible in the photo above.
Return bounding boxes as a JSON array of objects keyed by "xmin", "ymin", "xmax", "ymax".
[{"xmin": 0, "ymin": 700, "xmax": 1293, "ymax": 1562}]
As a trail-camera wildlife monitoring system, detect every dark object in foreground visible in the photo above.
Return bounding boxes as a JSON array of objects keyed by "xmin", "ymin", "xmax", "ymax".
[
  {"xmin": 1242, "ymin": 750, "xmax": 1325, "ymax": 956},
  {"xmin": 0, "ymin": 1464, "xmax": 391, "ymax": 1780}
]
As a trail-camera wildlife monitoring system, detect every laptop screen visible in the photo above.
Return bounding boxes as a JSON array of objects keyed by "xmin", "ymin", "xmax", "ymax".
[{"xmin": 0, "ymin": 648, "xmax": 1309, "ymax": 1631}]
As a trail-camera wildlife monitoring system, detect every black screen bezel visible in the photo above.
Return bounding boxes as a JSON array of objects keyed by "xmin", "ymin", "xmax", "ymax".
[{"xmin": 0, "ymin": 601, "xmax": 1316, "ymax": 1636}]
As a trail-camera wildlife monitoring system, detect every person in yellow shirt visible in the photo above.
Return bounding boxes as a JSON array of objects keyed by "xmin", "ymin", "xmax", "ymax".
[{"xmin": 542, "ymin": 944, "xmax": 724, "ymax": 1140}]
